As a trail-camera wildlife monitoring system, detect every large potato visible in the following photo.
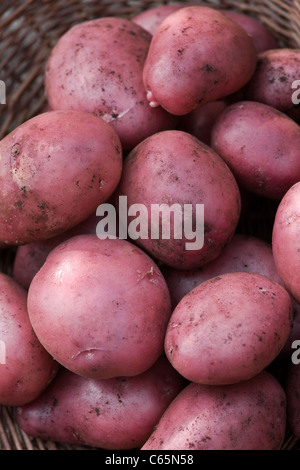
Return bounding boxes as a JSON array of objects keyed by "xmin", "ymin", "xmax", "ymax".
[
  {"xmin": 272, "ymin": 181, "xmax": 300, "ymax": 304},
  {"xmin": 211, "ymin": 101, "xmax": 300, "ymax": 199},
  {"xmin": 0, "ymin": 110, "xmax": 122, "ymax": 246},
  {"xmin": 141, "ymin": 371, "xmax": 286, "ymax": 450},
  {"xmin": 0, "ymin": 273, "xmax": 58, "ymax": 406},
  {"xmin": 45, "ymin": 17, "xmax": 176, "ymax": 151},
  {"xmin": 115, "ymin": 130, "xmax": 241, "ymax": 270},
  {"xmin": 165, "ymin": 272, "xmax": 293, "ymax": 385},
  {"xmin": 16, "ymin": 356, "xmax": 185, "ymax": 449},
  {"xmin": 143, "ymin": 6, "xmax": 257, "ymax": 115},
  {"xmin": 27, "ymin": 235, "xmax": 172, "ymax": 379}
]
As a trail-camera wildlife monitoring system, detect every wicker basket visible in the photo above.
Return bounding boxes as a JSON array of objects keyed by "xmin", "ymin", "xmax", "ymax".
[{"xmin": 0, "ymin": 0, "xmax": 300, "ymax": 451}]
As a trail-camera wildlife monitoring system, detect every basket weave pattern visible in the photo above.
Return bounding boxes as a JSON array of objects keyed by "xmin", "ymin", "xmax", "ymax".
[{"xmin": 0, "ymin": 0, "xmax": 300, "ymax": 451}]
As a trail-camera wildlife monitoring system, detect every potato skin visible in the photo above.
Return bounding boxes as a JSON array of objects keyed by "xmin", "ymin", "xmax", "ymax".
[
  {"xmin": 143, "ymin": 6, "xmax": 257, "ymax": 115},
  {"xmin": 132, "ymin": 4, "xmax": 187, "ymax": 34},
  {"xmin": 163, "ymin": 233, "xmax": 283, "ymax": 309},
  {"xmin": 0, "ymin": 273, "xmax": 58, "ymax": 406},
  {"xmin": 116, "ymin": 130, "xmax": 241, "ymax": 270},
  {"xmin": 16, "ymin": 356, "xmax": 185, "ymax": 449},
  {"xmin": 0, "ymin": 110, "xmax": 122, "ymax": 246},
  {"xmin": 211, "ymin": 101, "xmax": 300, "ymax": 199},
  {"xmin": 165, "ymin": 272, "xmax": 293, "ymax": 385},
  {"xmin": 141, "ymin": 371, "xmax": 286, "ymax": 450},
  {"xmin": 244, "ymin": 49, "xmax": 300, "ymax": 119},
  {"xmin": 222, "ymin": 10, "xmax": 279, "ymax": 53},
  {"xmin": 272, "ymin": 182, "xmax": 300, "ymax": 304},
  {"xmin": 45, "ymin": 17, "xmax": 176, "ymax": 151},
  {"xmin": 27, "ymin": 235, "xmax": 172, "ymax": 379}
]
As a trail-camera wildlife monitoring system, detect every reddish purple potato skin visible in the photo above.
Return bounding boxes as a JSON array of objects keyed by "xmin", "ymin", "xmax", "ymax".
[
  {"xmin": 162, "ymin": 233, "xmax": 283, "ymax": 309},
  {"xmin": 222, "ymin": 10, "xmax": 279, "ymax": 53},
  {"xmin": 143, "ymin": 6, "xmax": 257, "ymax": 115},
  {"xmin": 131, "ymin": 4, "xmax": 188, "ymax": 34},
  {"xmin": 45, "ymin": 17, "xmax": 177, "ymax": 151},
  {"xmin": 141, "ymin": 371, "xmax": 286, "ymax": 450},
  {"xmin": 27, "ymin": 235, "xmax": 172, "ymax": 379},
  {"xmin": 0, "ymin": 110, "xmax": 122, "ymax": 246},
  {"xmin": 272, "ymin": 182, "xmax": 300, "ymax": 305},
  {"xmin": 13, "ymin": 212, "xmax": 99, "ymax": 290},
  {"xmin": 211, "ymin": 101, "xmax": 300, "ymax": 199},
  {"xmin": 16, "ymin": 356, "xmax": 185, "ymax": 450},
  {"xmin": 164, "ymin": 272, "xmax": 293, "ymax": 385},
  {"xmin": 244, "ymin": 49, "xmax": 300, "ymax": 120},
  {"xmin": 116, "ymin": 130, "xmax": 241, "ymax": 270},
  {"xmin": 0, "ymin": 273, "xmax": 58, "ymax": 406}
]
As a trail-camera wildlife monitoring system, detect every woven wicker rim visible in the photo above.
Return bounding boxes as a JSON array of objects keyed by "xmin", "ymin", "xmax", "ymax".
[{"xmin": 0, "ymin": 0, "xmax": 300, "ymax": 451}]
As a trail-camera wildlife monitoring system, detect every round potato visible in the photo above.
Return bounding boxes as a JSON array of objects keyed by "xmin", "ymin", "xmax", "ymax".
[
  {"xmin": 141, "ymin": 371, "xmax": 286, "ymax": 450},
  {"xmin": 115, "ymin": 130, "xmax": 241, "ymax": 270},
  {"xmin": 163, "ymin": 233, "xmax": 283, "ymax": 309},
  {"xmin": 0, "ymin": 273, "xmax": 58, "ymax": 406},
  {"xmin": 272, "ymin": 181, "xmax": 300, "ymax": 304},
  {"xmin": 16, "ymin": 356, "xmax": 185, "ymax": 449},
  {"xmin": 244, "ymin": 48, "xmax": 300, "ymax": 120},
  {"xmin": 0, "ymin": 110, "xmax": 122, "ymax": 246},
  {"xmin": 222, "ymin": 10, "xmax": 279, "ymax": 53},
  {"xmin": 164, "ymin": 272, "xmax": 293, "ymax": 385},
  {"xmin": 211, "ymin": 101, "xmax": 300, "ymax": 199},
  {"xmin": 143, "ymin": 6, "xmax": 257, "ymax": 115},
  {"xmin": 27, "ymin": 235, "xmax": 172, "ymax": 379},
  {"xmin": 45, "ymin": 17, "xmax": 177, "ymax": 150}
]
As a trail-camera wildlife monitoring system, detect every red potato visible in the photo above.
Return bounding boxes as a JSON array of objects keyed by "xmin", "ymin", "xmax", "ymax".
[
  {"xmin": 222, "ymin": 10, "xmax": 279, "ymax": 53},
  {"xmin": 141, "ymin": 371, "xmax": 286, "ymax": 450},
  {"xmin": 143, "ymin": 6, "xmax": 257, "ymax": 115},
  {"xmin": 45, "ymin": 17, "xmax": 177, "ymax": 151},
  {"xmin": 12, "ymin": 212, "xmax": 100, "ymax": 290},
  {"xmin": 131, "ymin": 4, "xmax": 188, "ymax": 34},
  {"xmin": 178, "ymin": 100, "xmax": 228, "ymax": 145},
  {"xmin": 211, "ymin": 101, "xmax": 300, "ymax": 199},
  {"xmin": 0, "ymin": 110, "xmax": 122, "ymax": 246},
  {"xmin": 0, "ymin": 273, "xmax": 58, "ymax": 406},
  {"xmin": 16, "ymin": 356, "xmax": 185, "ymax": 450},
  {"xmin": 244, "ymin": 49, "xmax": 300, "ymax": 120},
  {"xmin": 165, "ymin": 272, "xmax": 293, "ymax": 385},
  {"xmin": 115, "ymin": 130, "xmax": 241, "ymax": 270},
  {"xmin": 27, "ymin": 235, "xmax": 172, "ymax": 379},
  {"xmin": 162, "ymin": 233, "xmax": 283, "ymax": 309},
  {"xmin": 272, "ymin": 182, "xmax": 300, "ymax": 304}
]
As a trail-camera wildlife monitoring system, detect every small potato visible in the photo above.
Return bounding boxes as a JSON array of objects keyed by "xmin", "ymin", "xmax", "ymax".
[
  {"xmin": 244, "ymin": 49, "xmax": 300, "ymax": 120},
  {"xmin": 143, "ymin": 6, "xmax": 257, "ymax": 115},
  {"xmin": 272, "ymin": 181, "xmax": 300, "ymax": 304},
  {"xmin": 211, "ymin": 101, "xmax": 300, "ymax": 199},
  {"xmin": 16, "ymin": 356, "xmax": 185, "ymax": 449},
  {"xmin": 0, "ymin": 110, "xmax": 122, "ymax": 246},
  {"xmin": 27, "ymin": 235, "xmax": 172, "ymax": 379},
  {"xmin": 141, "ymin": 371, "xmax": 286, "ymax": 450},
  {"xmin": 165, "ymin": 272, "xmax": 293, "ymax": 385},
  {"xmin": 45, "ymin": 17, "xmax": 177, "ymax": 150},
  {"xmin": 0, "ymin": 273, "xmax": 58, "ymax": 406},
  {"xmin": 115, "ymin": 130, "xmax": 241, "ymax": 270},
  {"xmin": 222, "ymin": 10, "xmax": 279, "ymax": 53},
  {"xmin": 163, "ymin": 233, "xmax": 283, "ymax": 309}
]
